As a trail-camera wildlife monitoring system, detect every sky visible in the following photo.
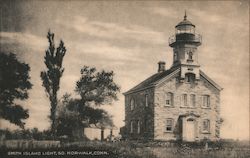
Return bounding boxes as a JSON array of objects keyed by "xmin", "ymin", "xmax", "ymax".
[{"xmin": 0, "ymin": 0, "xmax": 249, "ymax": 140}]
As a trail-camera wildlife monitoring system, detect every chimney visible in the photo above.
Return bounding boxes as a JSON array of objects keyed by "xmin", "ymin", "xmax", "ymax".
[{"xmin": 158, "ymin": 61, "xmax": 166, "ymax": 73}]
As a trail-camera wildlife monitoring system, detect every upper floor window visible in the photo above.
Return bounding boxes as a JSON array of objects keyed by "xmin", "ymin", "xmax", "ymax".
[
  {"xmin": 202, "ymin": 119, "xmax": 210, "ymax": 133},
  {"xmin": 185, "ymin": 73, "xmax": 195, "ymax": 83},
  {"xmin": 165, "ymin": 92, "xmax": 174, "ymax": 107},
  {"xmin": 130, "ymin": 99, "xmax": 135, "ymax": 111},
  {"xmin": 188, "ymin": 51, "xmax": 193, "ymax": 60},
  {"xmin": 145, "ymin": 94, "xmax": 148, "ymax": 107},
  {"xmin": 202, "ymin": 95, "xmax": 210, "ymax": 108},
  {"xmin": 174, "ymin": 52, "xmax": 178, "ymax": 61},
  {"xmin": 190, "ymin": 94, "xmax": 196, "ymax": 107},
  {"xmin": 166, "ymin": 118, "xmax": 174, "ymax": 132},
  {"xmin": 181, "ymin": 94, "xmax": 188, "ymax": 107}
]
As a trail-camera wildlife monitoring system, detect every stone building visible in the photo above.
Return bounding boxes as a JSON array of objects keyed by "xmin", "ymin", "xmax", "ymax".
[{"xmin": 122, "ymin": 13, "xmax": 223, "ymax": 142}]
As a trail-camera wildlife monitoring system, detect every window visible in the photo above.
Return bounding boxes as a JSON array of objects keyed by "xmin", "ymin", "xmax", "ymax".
[
  {"xmin": 137, "ymin": 120, "xmax": 140, "ymax": 134},
  {"xmin": 166, "ymin": 119, "xmax": 174, "ymax": 132},
  {"xmin": 174, "ymin": 52, "xmax": 178, "ymax": 61},
  {"xmin": 130, "ymin": 99, "xmax": 135, "ymax": 111},
  {"xmin": 144, "ymin": 118, "xmax": 148, "ymax": 132},
  {"xmin": 181, "ymin": 94, "xmax": 188, "ymax": 107},
  {"xmin": 190, "ymin": 94, "xmax": 196, "ymax": 107},
  {"xmin": 165, "ymin": 92, "xmax": 174, "ymax": 106},
  {"xmin": 202, "ymin": 95, "xmax": 210, "ymax": 108},
  {"xmin": 130, "ymin": 121, "xmax": 134, "ymax": 133},
  {"xmin": 185, "ymin": 73, "xmax": 195, "ymax": 83},
  {"xmin": 203, "ymin": 119, "xmax": 210, "ymax": 133},
  {"xmin": 145, "ymin": 95, "xmax": 148, "ymax": 107},
  {"xmin": 188, "ymin": 51, "xmax": 193, "ymax": 60}
]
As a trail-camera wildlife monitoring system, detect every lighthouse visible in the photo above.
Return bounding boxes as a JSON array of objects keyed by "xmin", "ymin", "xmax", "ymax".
[
  {"xmin": 123, "ymin": 12, "xmax": 222, "ymax": 142},
  {"xmin": 169, "ymin": 12, "xmax": 202, "ymax": 81}
]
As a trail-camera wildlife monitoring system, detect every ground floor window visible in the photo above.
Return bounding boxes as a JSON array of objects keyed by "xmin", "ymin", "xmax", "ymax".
[
  {"xmin": 202, "ymin": 119, "xmax": 210, "ymax": 133},
  {"xmin": 144, "ymin": 118, "xmax": 148, "ymax": 132},
  {"xmin": 166, "ymin": 118, "xmax": 174, "ymax": 132},
  {"xmin": 137, "ymin": 120, "xmax": 140, "ymax": 134},
  {"xmin": 130, "ymin": 121, "xmax": 134, "ymax": 133}
]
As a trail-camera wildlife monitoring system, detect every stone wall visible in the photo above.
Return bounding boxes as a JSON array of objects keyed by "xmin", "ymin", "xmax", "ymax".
[
  {"xmin": 154, "ymin": 74, "xmax": 221, "ymax": 141},
  {"xmin": 124, "ymin": 88, "xmax": 155, "ymax": 140}
]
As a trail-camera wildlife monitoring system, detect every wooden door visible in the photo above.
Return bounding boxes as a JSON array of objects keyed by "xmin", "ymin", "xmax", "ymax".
[{"xmin": 185, "ymin": 119, "xmax": 195, "ymax": 141}]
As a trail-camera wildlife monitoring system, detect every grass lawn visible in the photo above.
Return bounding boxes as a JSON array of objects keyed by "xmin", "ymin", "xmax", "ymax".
[{"xmin": 0, "ymin": 140, "xmax": 249, "ymax": 158}]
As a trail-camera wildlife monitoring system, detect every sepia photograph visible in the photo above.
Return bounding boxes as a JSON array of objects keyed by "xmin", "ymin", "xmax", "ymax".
[{"xmin": 0, "ymin": 0, "xmax": 249, "ymax": 157}]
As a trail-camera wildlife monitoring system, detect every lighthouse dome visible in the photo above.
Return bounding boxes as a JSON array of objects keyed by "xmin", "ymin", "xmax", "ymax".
[
  {"xmin": 175, "ymin": 12, "xmax": 195, "ymax": 34},
  {"xmin": 176, "ymin": 19, "xmax": 195, "ymax": 27},
  {"xmin": 176, "ymin": 11, "xmax": 195, "ymax": 27}
]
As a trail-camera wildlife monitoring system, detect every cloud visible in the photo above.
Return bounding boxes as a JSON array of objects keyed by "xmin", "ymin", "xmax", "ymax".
[
  {"xmin": 56, "ymin": 16, "xmax": 166, "ymax": 45},
  {"xmin": 70, "ymin": 40, "xmax": 144, "ymax": 62},
  {"xmin": 0, "ymin": 32, "xmax": 46, "ymax": 50},
  {"xmin": 147, "ymin": 7, "xmax": 179, "ymax": 18}
]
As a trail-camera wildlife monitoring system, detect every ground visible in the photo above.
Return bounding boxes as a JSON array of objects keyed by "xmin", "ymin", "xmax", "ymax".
[{"xmin": 0, "ymin": 140, "xmax": 249, "ymax": 158}]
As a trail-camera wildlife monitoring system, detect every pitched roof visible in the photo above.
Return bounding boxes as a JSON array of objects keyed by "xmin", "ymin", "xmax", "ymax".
[
  {"xmin": 124, "ymin": 67, "xmax": 180, "ymax": 95},
  {"xmin": 200, "ymin": 70, "xmax": 223, "ymax": 91},
  {"xmin": 123, "ymin": 67, "xmax": 222, "ymax": 95}
]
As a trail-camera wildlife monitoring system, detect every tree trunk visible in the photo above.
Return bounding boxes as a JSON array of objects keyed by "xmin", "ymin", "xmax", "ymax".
[
  {"xmin": 50, "ymin": 97, "xmax": 57, "ymax": 138},
  {"xmin": 101, "ymin": 128, "xmax": 104, "ymax": 141}
]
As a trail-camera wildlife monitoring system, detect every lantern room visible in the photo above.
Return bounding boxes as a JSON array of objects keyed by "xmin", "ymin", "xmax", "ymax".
[
  {"xmin": 169, "ymin": 12, "xmax": 202, "ymax": 47},
  {"xmin": 175, "ymin": 13, "xmax": 195, "ymax": 34}
]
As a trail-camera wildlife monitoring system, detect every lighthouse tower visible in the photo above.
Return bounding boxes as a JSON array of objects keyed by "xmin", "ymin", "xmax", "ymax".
[{"xmin": 169, "ymin": 12, "xmax": 202, "ymax": 81}]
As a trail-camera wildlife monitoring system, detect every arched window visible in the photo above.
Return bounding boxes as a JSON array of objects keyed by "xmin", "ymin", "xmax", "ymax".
[
  {"xmin": 165, "ymin": 92, "xmax": 174, "ymax": 107},
  {"xmin": 130, "ymin": 99, "xmax": 135, "ymax": 111}
]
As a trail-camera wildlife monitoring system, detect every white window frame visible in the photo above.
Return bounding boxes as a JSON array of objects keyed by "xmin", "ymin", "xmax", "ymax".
[
  {"xmin": 202, "ymin": 95, "xmax": 210, "ymax": 108},
  {"xmin": 165, "ymin": 92, "xmax": 174, "ymax": 107},
  {"xmin": 166, "ymin": 118, "xmax": 174, "ymax": 132},
  {"xmin": 202, "ymin": 119, "xmax": 210, "ymax": 133}
]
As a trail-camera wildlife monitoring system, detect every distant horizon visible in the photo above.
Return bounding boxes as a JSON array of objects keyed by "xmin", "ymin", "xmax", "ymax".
[{"xmin": 0, "ymin": 0, "xmax": 249, "ymax": 140}]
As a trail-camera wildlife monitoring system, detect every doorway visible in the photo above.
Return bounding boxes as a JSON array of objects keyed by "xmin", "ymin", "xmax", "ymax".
[{"xmin": 184, "ymin": 118, "xmax": 195, "ymax": 141}]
